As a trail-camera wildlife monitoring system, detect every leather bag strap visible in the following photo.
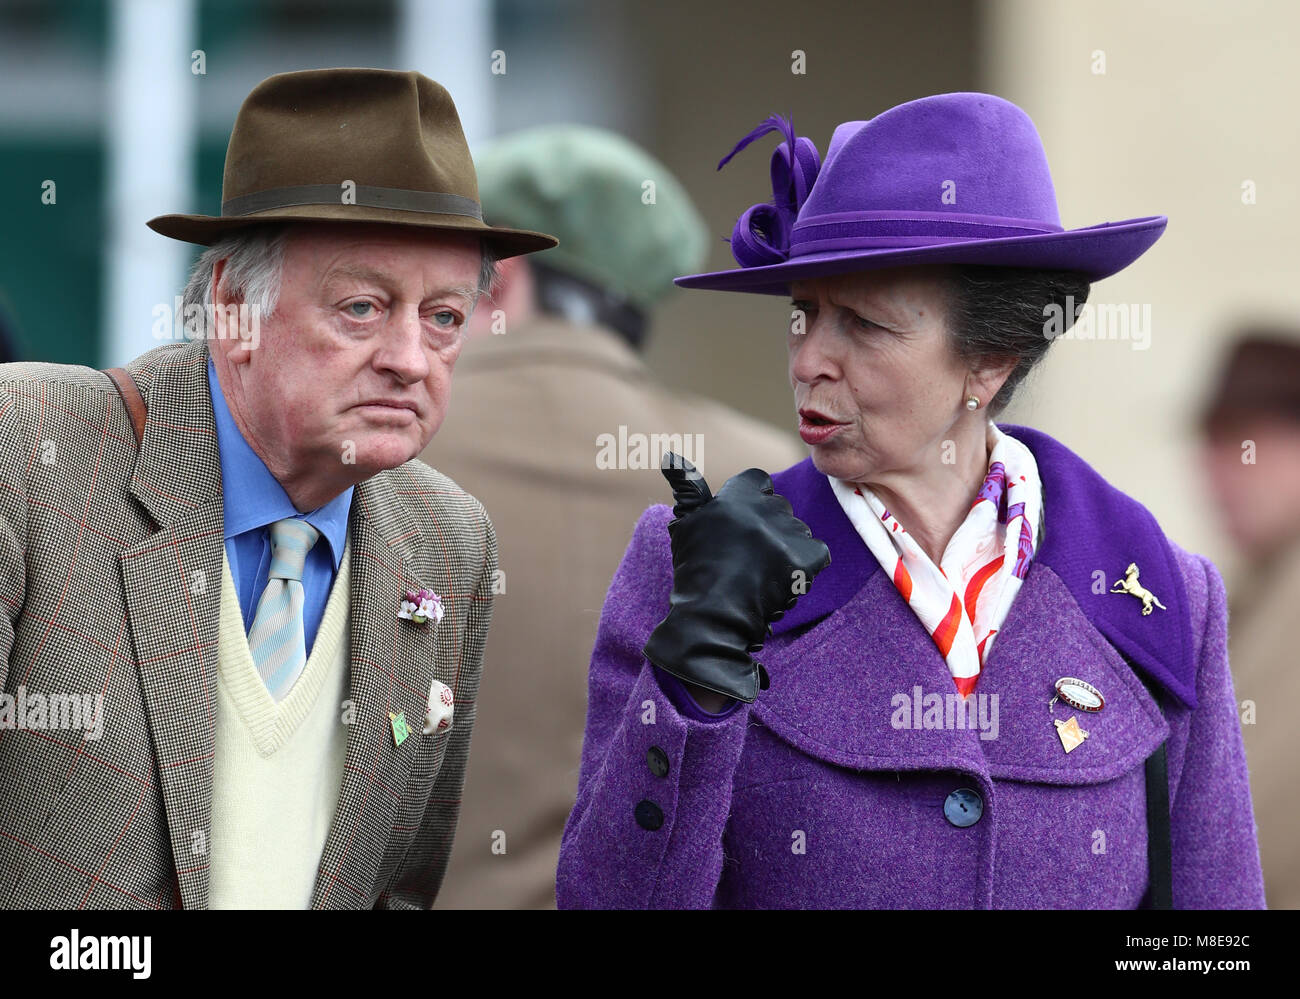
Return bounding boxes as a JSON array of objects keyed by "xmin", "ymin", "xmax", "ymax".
[{"xmin": 103, "ymin": 366, "xmax": 146, "ymax": 447}]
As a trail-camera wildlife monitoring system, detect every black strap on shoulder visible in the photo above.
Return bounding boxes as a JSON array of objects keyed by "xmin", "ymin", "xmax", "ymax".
[
  {"xmin": 1132, "ymin": 664, "xmax": 1173, "ymax": 909},
  {"xmin": 1143, "ymin": 740, "xmax": 1173, "ymax": 908}
]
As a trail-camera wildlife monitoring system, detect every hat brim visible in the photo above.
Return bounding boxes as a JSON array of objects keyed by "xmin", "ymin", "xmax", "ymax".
[
  {"xmin": 674, "ymin": 215, "xmax": 1167, "ymax": 294},
  {"xmin": 147, "ymin": 203, "xmax": 558, "ymax": 259}
]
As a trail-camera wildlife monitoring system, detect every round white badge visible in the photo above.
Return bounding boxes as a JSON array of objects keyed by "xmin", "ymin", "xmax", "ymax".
[{"xmin": 1054, "ymin": 677, "xmax": 1105, "ymax": 712}]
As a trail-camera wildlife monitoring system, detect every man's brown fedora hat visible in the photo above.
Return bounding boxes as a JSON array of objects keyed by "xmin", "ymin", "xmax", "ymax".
[{"xmin": 148, "ymin": 67, "xmax": 558, "ymax": 258}]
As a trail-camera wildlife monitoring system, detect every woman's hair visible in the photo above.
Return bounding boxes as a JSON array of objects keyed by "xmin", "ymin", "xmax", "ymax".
[{"xmin": 945, "ymin": 265, "xmax": 1092, "ymax": 415}]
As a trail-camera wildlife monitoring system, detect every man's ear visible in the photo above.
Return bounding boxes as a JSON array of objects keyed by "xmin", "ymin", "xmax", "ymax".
[
  {"xmin": 467, "ymin": 254, "xmax": 531, "ymax": 336},
  {"xmin": 482, "ymin": 254, "xmax": 526, "ymax": 306},
  {"xmin": 211, "ymin": 257, "xmax": 254, "ymax": 365}
]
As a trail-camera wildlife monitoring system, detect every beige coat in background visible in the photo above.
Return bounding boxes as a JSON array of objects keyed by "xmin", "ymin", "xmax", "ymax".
[
  {"xmin": 1226, "ymin": 534, "xmax": 1300, "ymax": 909},
  {"xmin": 423, "ymin": 316, "xmax": 804, "ymax": 908}
]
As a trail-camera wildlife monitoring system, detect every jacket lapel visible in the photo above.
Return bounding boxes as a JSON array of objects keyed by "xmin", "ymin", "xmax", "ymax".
[
  {"xmin": 310, "ymin": 470, "xmax": 440, "ymax": 909},
  {"xmin": 755, "ymin": 548, "xmax": 1168, "ymax": 781},
  {"xmin": 118, "ymin": 341, "xmax": 225, "ymax": 909},
  {"xmin": 1000, "ymin": 424, "xmax": 1196, "ymax": 709},
  {"xmin": 965, "ymin": 559, "xmax": 1169, "ymax": 782},
  {"xmin": 756, "ymin": 569, "xmax": 991, "ymax": 778}
]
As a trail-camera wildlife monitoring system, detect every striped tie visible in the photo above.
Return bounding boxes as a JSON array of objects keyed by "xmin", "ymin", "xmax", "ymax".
[{"xmin": 247, "ymin": 518, "xmax": 321, "ymax": 701}]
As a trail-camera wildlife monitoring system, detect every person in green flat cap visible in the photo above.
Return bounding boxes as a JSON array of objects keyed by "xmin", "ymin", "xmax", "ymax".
[{"xmin": 422, "ymin": 124, "xmax": 802, "ymax": 910}]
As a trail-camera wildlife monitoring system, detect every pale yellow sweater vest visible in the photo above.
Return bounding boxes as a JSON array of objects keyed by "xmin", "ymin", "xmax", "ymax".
[{"xmin": 207, "ymin": 541, "xmax": 351, "ymax": 909}]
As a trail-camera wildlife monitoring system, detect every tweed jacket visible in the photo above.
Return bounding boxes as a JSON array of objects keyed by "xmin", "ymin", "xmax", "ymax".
[
  {"xmin": 557, "ymin": 426, "xmax": 1266, "ymax": 909},
  {"xmin": 0, "ymin": 339, "xmax": 497, "ymax": 909}
]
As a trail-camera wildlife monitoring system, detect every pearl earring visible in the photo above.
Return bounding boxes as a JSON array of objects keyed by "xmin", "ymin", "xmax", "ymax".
[{"xmin": 965, "ymin": 395, "xmax": 980, "ymax": 411}]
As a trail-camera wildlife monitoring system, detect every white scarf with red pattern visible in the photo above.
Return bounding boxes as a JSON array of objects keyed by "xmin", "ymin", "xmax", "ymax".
[{"xmin": 828, "ymin": 422, "xmax": 1042, "ymax": 696}]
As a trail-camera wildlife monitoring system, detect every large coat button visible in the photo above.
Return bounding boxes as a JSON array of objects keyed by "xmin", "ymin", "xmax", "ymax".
[
  {"xmin": 635, "ymin": 800, "xmax": 664, "ymax": 830},
  {"xmin": 943, "ymin": 788, "xmax": 984, "ymax": 828},
  {"xmin": 646, "ymin": 746, "xmax": 670, "ymax": 778}
]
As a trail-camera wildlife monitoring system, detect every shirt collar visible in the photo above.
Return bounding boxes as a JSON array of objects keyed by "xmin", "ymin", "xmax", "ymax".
[{"xmin": 207, "ymin": 355, "xmax": 352, "ymax": 570}]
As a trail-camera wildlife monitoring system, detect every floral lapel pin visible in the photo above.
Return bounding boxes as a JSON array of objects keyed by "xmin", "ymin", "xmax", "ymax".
[
  {"xmin": 399, "ymin": 587, "xmax": 444, "ymax": 627},
  {"xmin": 422, "ymin": 678, "xmax": 455, "ymax": 736}
]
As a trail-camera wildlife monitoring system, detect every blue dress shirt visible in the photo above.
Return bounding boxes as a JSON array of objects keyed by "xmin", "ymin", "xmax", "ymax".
[{"xmin": 207, "ymin": 357, "xmax": 353, "ymax": 656}]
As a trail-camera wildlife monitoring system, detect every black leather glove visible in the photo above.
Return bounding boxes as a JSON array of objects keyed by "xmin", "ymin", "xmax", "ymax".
[{"xmin": 643, "ymin": 452, "xmax": 831, "ymax": 703}]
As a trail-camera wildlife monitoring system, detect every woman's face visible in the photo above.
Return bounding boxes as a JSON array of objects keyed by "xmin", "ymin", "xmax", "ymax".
[{"xmin": 787, "ymin": 265, "xmax": 977, "ymax": 484}]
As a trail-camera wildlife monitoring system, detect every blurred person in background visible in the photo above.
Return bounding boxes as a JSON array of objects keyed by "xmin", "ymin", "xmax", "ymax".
[
  {"xmin": 1199, "ymin": 331, "xmax": 1300, "ymax": 910},
  {"xmin": 424, "ymin": 125, "xmax": 802, "ymax": 909}
]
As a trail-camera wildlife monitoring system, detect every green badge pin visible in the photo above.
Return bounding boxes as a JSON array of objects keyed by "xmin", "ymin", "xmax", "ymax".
[{"xmin": 389, "ymin": 711, "xmax": 410, "ymax": 747}]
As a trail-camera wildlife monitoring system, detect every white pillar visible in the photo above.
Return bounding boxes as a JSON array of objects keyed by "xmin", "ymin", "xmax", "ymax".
[
  {"xmin": 397, "ymin": 0, "xmax": 495, "ymax": 146},
  {"xmin": 103, "ymin": 0, "xmax": 197, "ymax": 366}
]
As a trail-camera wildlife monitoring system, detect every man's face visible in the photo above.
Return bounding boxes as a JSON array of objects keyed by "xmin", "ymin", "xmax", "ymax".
[{"xmin": 226, "ymin": 223, "xmax": 483, "ymax": 487}]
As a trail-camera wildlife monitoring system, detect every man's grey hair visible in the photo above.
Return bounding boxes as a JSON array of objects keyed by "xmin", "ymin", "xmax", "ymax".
[{"xmin": 180, "ymin": 222, "xmax": 498, "ymax": 333}]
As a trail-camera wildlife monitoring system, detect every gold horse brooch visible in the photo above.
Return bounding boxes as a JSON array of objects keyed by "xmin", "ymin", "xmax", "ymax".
[{"xmin": 1110, "ymin": 562, "xmax": 1167, "ymax": 615}]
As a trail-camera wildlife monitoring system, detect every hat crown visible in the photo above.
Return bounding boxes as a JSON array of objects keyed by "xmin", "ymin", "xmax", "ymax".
[
  {"xmin": 222, "ymin": 68, "xmax": 478, "ymax": 206},
  {"xmin": 147, "ymin": 67, "xmax": 557, "ymax": 256},
  {"xmin": 676, "ymin": 91, "xmax": 1166, "ymax": 293},
  {"xmin": 802, "ymin": 93, "xmax": 1062, "ymax": 227}
]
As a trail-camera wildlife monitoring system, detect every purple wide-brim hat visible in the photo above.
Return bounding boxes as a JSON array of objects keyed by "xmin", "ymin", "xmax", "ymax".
[{"xmin": 675, "ymin": 92, "xmax": 1167, "ymax": 295}]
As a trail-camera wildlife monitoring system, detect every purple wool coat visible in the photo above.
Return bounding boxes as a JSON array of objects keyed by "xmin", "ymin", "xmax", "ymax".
[{"xmin": 556, "ymin": 425, "xmax": 1266, "ymax": 908}]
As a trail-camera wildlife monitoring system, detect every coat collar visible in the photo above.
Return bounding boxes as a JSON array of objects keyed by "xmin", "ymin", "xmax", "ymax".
[
  {"xmin": 769, "ymin": 423, "xmax": 1196, "ymax": 710},
  {"xmin": 457, "ymin": 315, "xmax": 646, "ymax": 380},
  {"xmin": 753, "ymin": 551, "xmax": 1171, "ymax": 784}
]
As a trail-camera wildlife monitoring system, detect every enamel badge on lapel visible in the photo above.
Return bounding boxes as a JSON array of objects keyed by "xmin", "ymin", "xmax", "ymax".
[
  {"xmin": 1048, "ymin": 677, "xmax": 1104, "ymax": 753},
  {"xmin": 1110, "ymin": 562, "xmax": 1167, "ymax": 616},
  {"xmin": 1054, "ymin": 716, "xmax": 1089, "ymax": 752},
  {"xmin": 389, "ymin": 711, "xmax": 410, "ymax": 747}
]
